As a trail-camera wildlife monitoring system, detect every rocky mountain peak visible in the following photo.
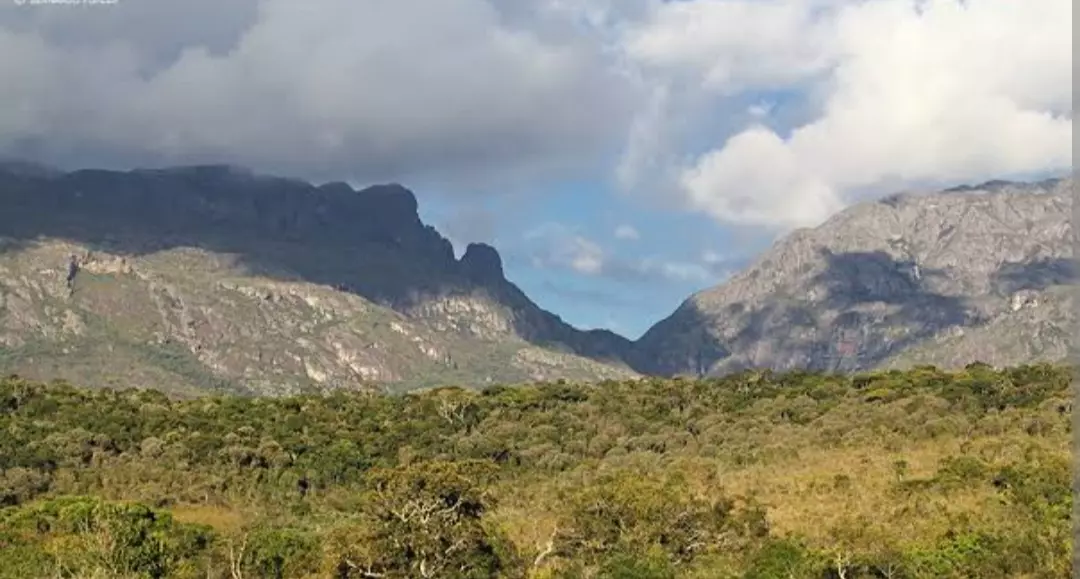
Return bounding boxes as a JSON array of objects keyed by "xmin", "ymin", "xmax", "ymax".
[
  {"xmin": 316, "ymin": 181, "xmax": 354, "ymax": 196},
  {"xmin": 355, "ymin": 183, "xmax": 421, "ymax": 223},
  {"xmin": 459, "ymin": 243, "xmax": 504, "ymax": 281},
  {"xmin": 633, "ymin": 175, "xmax": 1073, "ymax": 376},
  {"xmin": 0, "ymin": 163, "xmax": 639, "ymax": 392}
]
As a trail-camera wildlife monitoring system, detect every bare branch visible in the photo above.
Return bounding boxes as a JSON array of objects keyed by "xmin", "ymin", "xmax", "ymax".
[{"xmin": 533, "ymin": 526, "xmax": 559, "ymax": 568}]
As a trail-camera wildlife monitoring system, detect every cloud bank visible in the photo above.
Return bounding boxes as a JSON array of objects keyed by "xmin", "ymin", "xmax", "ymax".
[
  {"xmin": 0, "ymin": 0, "xmax": 638, "ymax": 189},
  {"xmin": 627, "ymin": 0, "xmax": 1072, "ymax": 229},
  {"xmin": 0, "ymin": 0, "xmax": 1071, "ymax": 228}
]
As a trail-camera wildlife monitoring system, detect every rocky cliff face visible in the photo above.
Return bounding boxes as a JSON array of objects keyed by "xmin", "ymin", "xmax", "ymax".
[
  {"xmin": 632, "ymin": 177, "xmax": 1073, "ymax": 375},
  {"xmin": 0, "ymin": 164, "xmax": 636, "ymax": 394},
  {"xmin": 2, "ymin": 163, "xmax": 1070, "ymax": 392}
]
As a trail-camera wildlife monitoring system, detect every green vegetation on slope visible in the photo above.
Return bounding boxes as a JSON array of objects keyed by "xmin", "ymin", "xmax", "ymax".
[{"xmin": 0, "ymin": 363, "xmax": 1072, "ymax": 578}]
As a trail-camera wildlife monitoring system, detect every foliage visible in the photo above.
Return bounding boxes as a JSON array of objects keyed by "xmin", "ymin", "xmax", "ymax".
[{"xmin": 0, "ymin": 363, "xmax": 1071, "ymax": 577}]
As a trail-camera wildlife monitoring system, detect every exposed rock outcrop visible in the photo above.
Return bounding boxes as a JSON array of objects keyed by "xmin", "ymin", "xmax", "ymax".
[
  {"xmin": 632, "ymin": 177, "xmax": 1073, "ymax": 375},
  {"xmin": 459, "ymin": 243, "xmax": 504, "ymax": 282},
  {"xmin": 0, "ymin": 164, "xmax": 638, "ymax": 394}
]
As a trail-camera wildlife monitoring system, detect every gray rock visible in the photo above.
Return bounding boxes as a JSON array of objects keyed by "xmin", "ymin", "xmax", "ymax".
[
  {"xmin": 0, "ymin": 164, "xmax": 638, "ymax": 392},
  {"xmin": 633, "ymin": 177, "xmax": 1073, "ymax": 375}
]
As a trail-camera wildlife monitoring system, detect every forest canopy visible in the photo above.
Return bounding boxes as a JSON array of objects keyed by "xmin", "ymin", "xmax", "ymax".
[{"xmin": 0, "ymin": 363, "xmax": 1072, "ymax": 578}]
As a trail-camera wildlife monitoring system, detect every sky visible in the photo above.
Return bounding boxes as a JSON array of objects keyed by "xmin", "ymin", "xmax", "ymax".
[{"xmin": 0, "ymin": 0, "xmax": 1072, "ymax": 339}]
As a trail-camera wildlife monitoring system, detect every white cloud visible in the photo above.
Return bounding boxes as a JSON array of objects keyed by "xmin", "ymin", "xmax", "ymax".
[
  {"xmin": 701, "ymin": 250, "xmax": 725, "ymax": 266},
  {"xmin": 680, "ymin": 125, "xmax": 845, "ymax": 228},
  {"xmin": 615, "ymin": 83, "xmax": 674, "ymax": 193},
  {"xmin": 568, "ymin": 240, "xmax": 607, "ymax": 275},
  {"xmin": 525, "ymin": 223, "xmax": 608, "ymax": 275},
  {"xmin": 747, "ymin": 102, "xmax": 774, "ymax": 119},
  {"xmin": 613, "ymin": 224, "xmax": 641, "ymax": 240},
  {"xmin": 641, "ymin": 0, "xmax": 1072, "ymax": 230},
  {"xmin": 523, "ymin": 222, "xmax": 719, "ymax": 284},
  {"xmin": 652, "ymin": 261, "xmax": 712, "ymax": 283},
  {"xmin": 623, "ymin": 0, "xmax": 841, "ymax": 94}
]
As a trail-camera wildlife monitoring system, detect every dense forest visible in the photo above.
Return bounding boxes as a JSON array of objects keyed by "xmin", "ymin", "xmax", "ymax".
[{"xmin": 0, "ymin": 363, "xmax": 1072, "ymax": 578}]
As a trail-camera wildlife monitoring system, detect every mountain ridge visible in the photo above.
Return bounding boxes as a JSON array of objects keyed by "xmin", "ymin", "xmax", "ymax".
[
  {"xmin": 0, "ymin": 159, "xmax": 1072, "ymax": 394},
  {"xmin": 0, "ymin": 162, "xmax": 637, "ymax": 394},
  {"xmin": 632, "ymin": 175, "xmax": 1072, "ymax": 376}
]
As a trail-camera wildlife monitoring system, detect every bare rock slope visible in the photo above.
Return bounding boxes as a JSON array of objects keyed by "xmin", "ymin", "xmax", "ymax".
[
  {"xmin": 0, "ymin": 164, "xmax": 636, "ymax": 395},
  {"xmin": 1, "ymin": 163, "xmax": 1070, "ymax": 393},
  {"xmin": 631, "ymin": 177, "xmax": 1073, "ymax": 375}
]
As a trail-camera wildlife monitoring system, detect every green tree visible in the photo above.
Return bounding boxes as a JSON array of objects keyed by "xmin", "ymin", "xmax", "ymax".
[{"xmin": 324, "ymin": 459, "xmax": 517, "ymax": 578}]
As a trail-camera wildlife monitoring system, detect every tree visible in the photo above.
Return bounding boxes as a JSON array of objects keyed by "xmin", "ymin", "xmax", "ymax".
[{"xmin": 324, "ymin": 459, "xmax": 517, "ymax": 578}]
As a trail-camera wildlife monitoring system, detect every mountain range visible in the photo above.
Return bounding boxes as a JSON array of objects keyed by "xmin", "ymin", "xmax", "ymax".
[{"xmin": 0, "ymin": 161, "xmax": 1071, "ymax": 395}]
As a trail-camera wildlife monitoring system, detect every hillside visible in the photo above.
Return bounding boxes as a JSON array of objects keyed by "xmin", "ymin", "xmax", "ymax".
[
  {"xmin": 0, "ymin": 367, "xmax": 1070, "ymax": 578},
  {"xmin": 1, "ymin": 164, "xmax": 1074, "ymax": 393},
  {"xmin": 0, "ymin": 164, "xmax": 636, "ymax": 395},
  {"xmin": 632, "ymin": 177, "xmax": 1073, "ymax": 376}
]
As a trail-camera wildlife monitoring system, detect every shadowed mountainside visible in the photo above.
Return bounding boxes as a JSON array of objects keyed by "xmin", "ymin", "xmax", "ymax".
[
  {"xmin": 631, "ymin": 177, "xmax": 1073, "ymax": 376},
  {"xmin": 1, "ymin": 162, "xmax": 1073, "ymax": 392},
  {"xmin": 0, "ymin": 163, "xmax": 635, "ymax": 394}
]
